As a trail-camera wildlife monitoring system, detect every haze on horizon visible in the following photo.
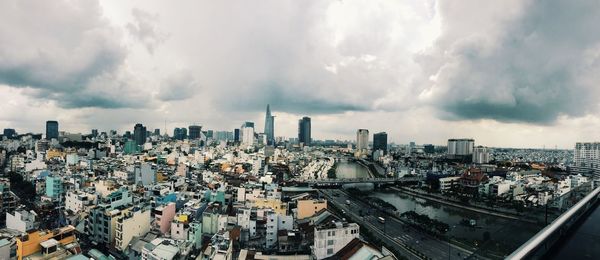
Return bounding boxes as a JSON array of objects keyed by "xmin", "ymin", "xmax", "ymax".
[{"xmin": 1, "ymin": 0, "xmax": 600, "ymax": 149}]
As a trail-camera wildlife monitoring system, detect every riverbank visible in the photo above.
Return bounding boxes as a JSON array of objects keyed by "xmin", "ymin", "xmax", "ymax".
[{"xmin": 392, "ymin": 187, "xmax": 539, "ymax": 224}]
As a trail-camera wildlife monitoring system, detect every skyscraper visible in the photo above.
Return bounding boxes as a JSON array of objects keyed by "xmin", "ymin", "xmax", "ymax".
[
  {"xmin": 447, "ymin": 139, "xmax": 475, "ymax": 156},
  {"xmin": 133, "ymin": 123, "xmax": 147, "ymax": 145},
  {"xmin": 573, "ymin": 142, "xmax": 600, "ymax": 178},
  {"xmin": 356, "ymin": 129, "xmax": 369, "ymax": 152},
  {"xmin": 373, "ymin": 132, "xmax": 388, "ymax": 154},
  {"xmin": 472, "ymin": 146, "xmax": 490, "ymax": 164},
  {"xmin": 240, "ymin": 122, "xmax": 255, "ymax": 146},
  {"xmin": 154, "ymin": 129, "xmax": 160, "ymax": 136},
  {"xmin": 91, "ymin": 129, "xmax": 98, "ymax": 138},
  {"xmin": 264, "ymin": 104, "xmax": 275, "ymax": 145},
  {"xmin": 46, "ymin": 120, "xmax": 59, "ymax": 140},
  {"xmin": 298, "ymin": 117, "xmax": 311, "ymax": 146},
  {"xmin": 173, "ymin": 127, "xmax": 187, "ymax": 140},
  {"xmin": 234, "ymin": 128, "xmax": 240, "ymax": 142},
  {"xmin": 3, "ymin": 129, "xmax": 16, "ymax": 139},
  {"xmin": 189, "ymin": 125, "xmax": 202, "ymax": 139}
]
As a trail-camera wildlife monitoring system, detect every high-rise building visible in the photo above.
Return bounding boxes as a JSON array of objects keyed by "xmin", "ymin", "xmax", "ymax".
[
  {"xmin": 264, "ymin": 104, "xmax": 275, "ymax": 145},
  {"xmin": 189, "ymin": 125, "xmax": 202, "ymax": 140},
  {"xmin": 447, "ymin": 139, "xmax": 474, "ymax": 157},
  {"xmin": 373, "ymin": 132, "xmax": 388, "ymax": 154},
  {"xmin": 298, "ymin": 117, "xmax": 311, "ymax": 146},
  {"xmin": 173, "ymin": 127, "xmax": 187, "ymax": 140},
  {"xmin": 154, "ymin": 129, "xmax": 160, "ymax": 136},
  {"xmin": 133, "ymin": 123, "xmax": 147, "ymax": 145},
  {"xmin": 356, "ymin": 129, "xmax": 369, "ymax": 152},
  {"xmin": 205, "ymin": 130, "xmax": 214, "ymax": 139},
  {"xmin": 472, "ymin": 146, "xmax": 490, "ymax": 164},
  {"xmin": 240, "ymin": 122, "xmax": 255, "ymax": 146},
  {"xmin": 234, "ymin": 128, "xmax": 240, "ymax": 142},
  {"xmin": 91, "ymin": 129, "xmax": 98, "ymax": 138},
  {"xmin": 46, "ymin": 120, "xmax": 59, "ymax": 140},
  {"xmin": 424, "ymin": 144, "xmax": 435, "ymax": 154},
  {"xmin": 3, "ymin": 129, "xmax": 16, "ymax": 138},
  {"xmin": 124, "ymin": 131, "xmax": 132, "ymax": 139},
  {"xmin": 573, "ymin": 142, "xmax": 600, "ymax": 178}
]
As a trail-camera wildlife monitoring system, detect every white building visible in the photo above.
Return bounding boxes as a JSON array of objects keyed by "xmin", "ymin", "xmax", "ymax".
[
  {"xmin": 439, "ymin": 176, "xmax": 460, "ymax": 193},
  {"xmin": 313, "ymin": 221, "xmax": 360, "ymax": 259},
  {"xmin": 6, "ymin": 210, "xmax": 37, "ymax": 232},
  {"xmin": 115, "ymin": 207, "xmax": 152, "ymax": 251},
  {"xmin": 356, "ymin": 129, "xmax": 369, "ymax": 154},
  {"xmin": 266, "ymin": 212, "xmax": 294, "ymax": 249},
  {"xmin": 241, "ymin": 123, "xmax": 255, "ymax": 147},
  {"xmin": 447, "ymin": 139, "xmax": 474, "ymax": 156},
  {"xmin": 472, "ymin": 146, "xmax": 490, "ymax": 164},
  {"xmin": 573, "ymin": 142, "xmax": 600, "ymax": 178},
  {"xmin": 65, "ymin": 190, "xmax": 97, "ymax": 214},
  {"xmin": 571, "ymin": 174, "xmax": 589, "ymax": 188}
]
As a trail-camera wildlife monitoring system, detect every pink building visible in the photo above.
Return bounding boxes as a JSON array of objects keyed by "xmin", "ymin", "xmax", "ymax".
[{"xmin": 153, "ymin": 202, "xmax": 176, "ymax": 234}]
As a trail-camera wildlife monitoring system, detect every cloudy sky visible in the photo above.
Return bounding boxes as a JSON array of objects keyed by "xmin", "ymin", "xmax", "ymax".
[{"xmin": 1, "ymin": 0, "xmax": 599, "ymax": 148}]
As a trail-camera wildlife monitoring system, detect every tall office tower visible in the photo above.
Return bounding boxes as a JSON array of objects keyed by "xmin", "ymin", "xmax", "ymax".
[
  {"xmin": 205, "ymin": 130, "xmax": 214, "ymax": 139},
  {"xmin": 298, "ymin": 117, "xmax": 311, "ymax": 146},
  {"xmin": 240, "ymin": 122, "xmax": 255, "ymax": 146},
  {"xmin": 356, "ymin": 129, "xmax": 369, "ymax": 152},
  {"xmin": 573, "ymin": 142, "xmax": 600, "ymax": 178},
  {"xmin": 424, "ymin": 144, "xmax": 435, "ymax": 154},
  {"xmin": 447, "ymin": 139, "xmax": 475, "ymax": 156},
  {"xmin": 472, "ymin": 146, "xmax": 490, "ymax": 164},
  {"xmin": 173, "ymin": 127, "xmax": 188, "ymax": 140},
  {"xmin": 3, "ymin": 129, "xmax": 16, "ymax": 138},
  {"xmin": 133, "ymin": 123, "xmax": 147, "ymax": 145},
  {"xmin": 91, "ymin": 129, "xmax": 98, "ymax": 138},
  {"xmin": 46, "ymin": 120, "xmax": 59, "ymax": 140},
  {"xmin": 188, "ymin": 125, "xmax": 202, "ymax": 140},
  {"xmin": 373, "ymin": 132, "xmax": 388, "ymax": 154},
  {"xmin": 264, "ymin": 104, "xmax": 275, "ymax": 145},
  {"xmin": 124, "ymin": 131, "xmax": 132, "ymax": 139},
  {"xmin": 154, "ymin": 129, "xmax": 160, "ymax": 136},
  {"xmin": 234, "ymin": 129, "xmax": 240, "ymax": 142}
]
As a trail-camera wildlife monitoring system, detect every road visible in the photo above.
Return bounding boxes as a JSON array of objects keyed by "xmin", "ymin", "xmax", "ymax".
[{"xmin": 320, "ymin": 189, "xmax": 485, "ymax": 260}]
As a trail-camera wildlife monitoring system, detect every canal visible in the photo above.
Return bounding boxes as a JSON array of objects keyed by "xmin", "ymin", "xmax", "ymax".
[
  {"xmin": 335, "ymin": 160, "xmax": 371, "ymax": 179},
  {"xmin": 371, "ymin": 191, "xmax": 544, "ymax": 258}
]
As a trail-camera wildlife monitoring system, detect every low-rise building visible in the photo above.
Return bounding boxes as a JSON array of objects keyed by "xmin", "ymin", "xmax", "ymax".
[{"xmin": 312, "ymin": 220, "xmax": 359, "ymax": 259}]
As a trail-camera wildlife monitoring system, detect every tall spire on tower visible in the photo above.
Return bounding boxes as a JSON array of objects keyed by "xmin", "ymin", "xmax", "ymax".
[{"xmin": 264, "ymin": 104, "xmax": 275, "ymax": 145}]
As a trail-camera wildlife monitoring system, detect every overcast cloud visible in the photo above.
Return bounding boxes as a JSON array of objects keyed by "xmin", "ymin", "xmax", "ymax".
[{"xmin": 1, "ymin": 0, "xmax": 600, "ymax": 148}]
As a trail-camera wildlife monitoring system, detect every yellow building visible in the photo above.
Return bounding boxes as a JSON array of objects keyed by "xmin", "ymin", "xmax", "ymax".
[
  {"xmin": 253, "ymin": 199, "xmax": 288, "ymax": 215},
  {"xmin": 45, "ymin": 149, "xmax": 65, "ymax": 160},
  {"xmin": 156, "ymin": 172, "xmax": 168, "ymax": 182},
  {"xmin": 16, "ymin": 225, "xmax": 77, "ymax": 260},
  {"xmin": 297, "ymin": 199, "xmax": 327, "ymax": 219}
]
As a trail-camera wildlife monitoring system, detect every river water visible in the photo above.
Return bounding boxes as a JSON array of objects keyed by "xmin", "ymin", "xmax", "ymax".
[
  {"xmin": 370, "ymin": 191, "xmax": 543, "ymax": 258},
  {"xmin": 335, "ymin": 160, "xmax": 370, "ymax": 178}
]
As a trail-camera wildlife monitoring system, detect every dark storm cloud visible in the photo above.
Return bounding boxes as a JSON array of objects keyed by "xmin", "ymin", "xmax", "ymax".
[
  {"xmin": 225, "ymin": 82, "xmax": 369, "ymax": 114},
  {"xmin": 0, "ymin": 0, "xmax": 148, "ymax": 109},
  {"xmin": 157, "ymin": 71, "xmax": 199, "ymax": 101},
  {"xmin": 420, "ymin": 0, "xmax": 600, "ymax": 124}
]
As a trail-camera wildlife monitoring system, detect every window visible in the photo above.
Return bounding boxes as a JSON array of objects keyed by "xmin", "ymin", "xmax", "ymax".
[
  {"xmin": 327, "ymin": 248, "xmax": 334, "ymax": 255},
  {"xmin": 327, "ymin": 240, "xmax": 334, "ymax": 245}
]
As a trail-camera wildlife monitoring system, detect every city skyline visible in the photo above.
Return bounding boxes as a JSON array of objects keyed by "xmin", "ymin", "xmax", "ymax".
[{"xmin": 2, "ymin": 0, "xmax": 600, "ymax": 149}]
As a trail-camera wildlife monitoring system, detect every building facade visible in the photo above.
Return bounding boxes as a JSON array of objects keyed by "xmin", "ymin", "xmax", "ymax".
[
  {"xmin": 264, "ymin": 105, "xmax": 275, "ymax": 145},
  {"xmin": 372, "ymin": 132, "xmax": 387, "ymax": 155},
  {"xmin": 45, "ymin": 121, "xmax": 59, "ymax": 140},
  {"xmin": 356, "ymin": 129, "xmax": 369, "ymax": 153},
  {"xmin": 298, "ymin": 117, "xmax": 311, "ymax": 146}
]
